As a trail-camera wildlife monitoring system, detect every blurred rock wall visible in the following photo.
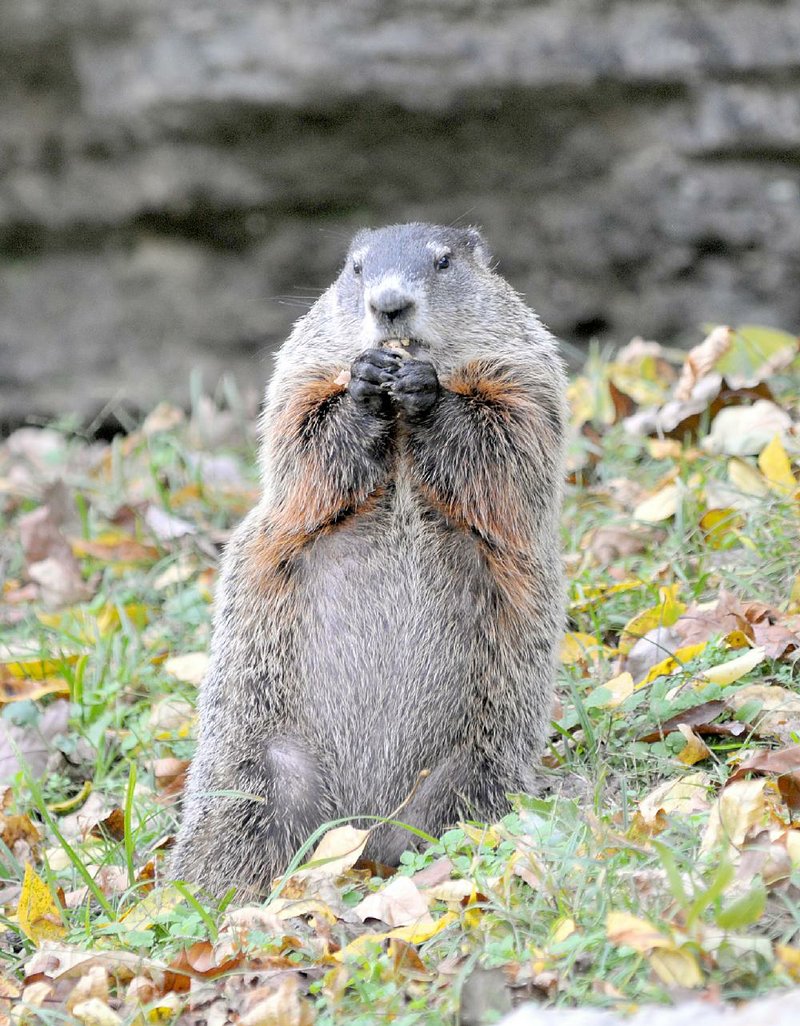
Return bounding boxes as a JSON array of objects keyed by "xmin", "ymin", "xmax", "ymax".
[{"xmin": 2, "ymin": 0, "xmax": 800, "ymax": 421}]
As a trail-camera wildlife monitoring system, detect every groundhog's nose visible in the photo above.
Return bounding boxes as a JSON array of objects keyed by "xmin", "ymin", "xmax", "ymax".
[{"xmin": 368, "ymin": 285, "xmax": 416, "ymax": 323}]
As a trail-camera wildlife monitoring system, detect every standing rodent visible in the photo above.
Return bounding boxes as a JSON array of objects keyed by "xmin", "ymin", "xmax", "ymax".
[{"xmin": 170, "ymin": 222, "xmax": 567, "ymax": 896}]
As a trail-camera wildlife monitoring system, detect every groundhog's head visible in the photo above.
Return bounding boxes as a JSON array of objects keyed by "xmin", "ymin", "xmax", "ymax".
[{"xmin": 333, "ymin": 223, "xmax": 499, "ymax": 363}]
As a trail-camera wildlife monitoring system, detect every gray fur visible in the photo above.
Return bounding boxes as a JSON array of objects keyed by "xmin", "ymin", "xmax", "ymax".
[{"xmin": 170, "ymin": 223, "xmax": 567, "ymax": 897}]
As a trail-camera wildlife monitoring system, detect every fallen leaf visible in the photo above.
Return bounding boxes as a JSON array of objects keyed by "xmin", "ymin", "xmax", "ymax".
[
  {"xmin": 292, "ymin": 824, "xmax": 370, "ymax": 881},
  {"xmin": 728, "ymin": 745, "xmax": 800, "ymax": 784},
  {"xmin": 144, "ymin": 505, "xmax": 196, "ymax": 542},
  {"xmin": 588, "ymin": 672, "xmax": 634, "ymax": 709},
  {"xmin": 674, "ymin": 325, "xmax": 732, "ymax": 401},
  {"xmin": 702, "ymin": 401, "xmax": 792, "ymax": 456},
  {"xmin": 758, "ymin": 434, "xmax": 797, "ymax": 494},
  {"xmin": 632, "ymin": 483, "xmax": 679, "ymax": 524},
  {"xmin": 71, "ymin": 998, "xmax": 122, "ymax": 1026},
  {"xmin": 638, "ymin": 700, "xmax": 745, "ymax": 744},
  {"xmin": 163, "ymin": 653, "xmax": 209, "ymax": 686},
  {"xmin": 237, "ymin": 975, "xmax": 314, "ymax": 1026},
  {"xmin": 676, "ymin": 724, "xmax": 711, "ymax": 765},
  {"xmin": 700, "ymin": 778, "xmax": 771, "ymax": 854},
  {"xmin": 698, "ymin": 646, "xmax": 766, "ymax": 686},
  {"xmin": 17, "ymin": 864, "xmax": 66, "ymax": 943},
  {"xmin": 727, "ymin": 685, "xmax": 800, "ymax": 743},
  {"xmin": 354, "ymin": 875, "xmax": 433, "ymax": 929},
  {"xmin": 636, "ymin": 772, "xmax": 711, "ymax": 831},
  {"xmin": 619, "ymin": 586, "xmax": 685, "ymax": 656}
]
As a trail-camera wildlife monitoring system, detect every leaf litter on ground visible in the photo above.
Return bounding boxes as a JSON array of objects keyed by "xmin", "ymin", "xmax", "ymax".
[{"xmin": 0, "ymin": 326, "xmax": 799, "ymax": 1023}]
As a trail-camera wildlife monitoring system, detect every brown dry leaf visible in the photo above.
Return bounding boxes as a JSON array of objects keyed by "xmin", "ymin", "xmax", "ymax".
[
  {"xmin": 353, "ymin": 875, "xmax": 433, "ymax": 929},
  {"xmin": 72, "ymin": 535, "xmax": 160, "ymax": 565},
  {"xmin": 636, "ymin": 772, "xmax": 711, "ymax": 831},
  {"xmin": 59, "ymin": 792, "xmax": 117, "ymax": 843},
  {"xmin": 387, "ymin": 939, "xmax": 430, "ymax": 979},
  {"xmin": 162, "ymin": 941, "xmax": 244, "ymax": 995},
  {"xmin": 676, "ymin": 724, "xmax": 711, "ymax": 766},
  {"xmin": 410, "ymin": 857, "xmax": 454, "ymax": 890},
  {"xmin": 89, "ymin": 808, "xmax": 125, "ymax": 842},
  {"xmin": 635, "ymin": 697, "xmax": 730, "ymax": 738},
  {"xmin": 238, "ymin": 975, "xmax": 314, "ymax": 1026},
  {"xmin": 148, "ymin": 697, "xmax": 195, "ymax": 732},
  {"xmin": 66, "ymin": 965, "xmax": 109, "ymax": 1012},
  {"xmin": 752, "ymin": 618, "xmax": 800, "ymax": 660},
  {"xmin": 700, "ymin": 778, "xmax": 772, "ymax": 855},
  {"xmin": 0, "ymin": 674, "xmax": 71, "ymax": 704},
  {"xmin": 673, "ymin": 590, "xmax": 774, "ymax": 647},
  {"xmin": 288, "ymin": 824, "xmax": 370, "ymax": 885},
  {"xmin": 674, "ymin": 326, "xmax": 733, "ymax": 401},
  {"xmin": 727, "ymin": 685, "xmax": 800, "ymax": 743},
  {"xmin": 70, "ymin": 997, "xmax": 122, "ymax": 1026},
  {"xmin": 153, "ymin": 757, "xmax": 190, "ymax": 797},
  {"xmin": 24, "ymin": 944, "xmax": 155, "ymax": 984},
  {"xmin": 734, "ymin": 746, "xmax": 800, "ymax": 783},
  {"xmin": 587, "ymin": 526, "xmax": 651, "ymax": 564}
]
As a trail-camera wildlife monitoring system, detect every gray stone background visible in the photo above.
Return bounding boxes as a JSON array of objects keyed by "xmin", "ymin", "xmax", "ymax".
[{"xmin": 2, "ymin": 0, "xmax": 800, "ymax": 424}]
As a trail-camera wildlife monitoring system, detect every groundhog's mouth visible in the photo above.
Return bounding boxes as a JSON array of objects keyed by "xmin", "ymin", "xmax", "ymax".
[{"xmin": 381, "ymin": 337, "xmax": 426, "ymax": 357}]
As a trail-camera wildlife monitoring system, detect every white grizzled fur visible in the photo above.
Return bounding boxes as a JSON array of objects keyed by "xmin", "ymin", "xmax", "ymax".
[{"xmin": 170, "ymin": 223, "xmax": 567, "ymax": 896}]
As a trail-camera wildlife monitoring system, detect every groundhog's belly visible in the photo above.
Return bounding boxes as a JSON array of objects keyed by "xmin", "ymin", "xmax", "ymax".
[{"xmin": 295, "ymin": 507, "xmax": 488, "ymax": 809}]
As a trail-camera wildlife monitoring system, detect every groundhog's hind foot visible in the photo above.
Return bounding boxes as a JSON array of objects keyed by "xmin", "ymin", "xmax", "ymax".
[{"xmin": 169, "ymin": 736, "xmax": 334, "ymax": 899}]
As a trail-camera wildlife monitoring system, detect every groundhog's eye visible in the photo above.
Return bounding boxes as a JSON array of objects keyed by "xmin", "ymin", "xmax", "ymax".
[
  {"xmin": 434, "ymin": 254, "xmax": 451, "ymax": 271},
  {"xmin": 352, "ymin": 259, "xmax": 362, "ymax": 276}
]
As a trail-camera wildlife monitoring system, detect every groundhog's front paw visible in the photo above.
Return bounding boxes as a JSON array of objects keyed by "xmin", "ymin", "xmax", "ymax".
[
  {"xmin": 390, "ymin": 359, "xmax": 440, "ymax": 423},
  {"xmin": 348, "ymin": 349, "xmax": 402, "ymax": 418}
]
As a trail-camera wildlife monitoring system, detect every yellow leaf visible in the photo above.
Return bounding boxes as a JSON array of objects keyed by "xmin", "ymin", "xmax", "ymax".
[
  {"xmin": 332, "ymin": 912, "xmax": 457, "ymax": 960},
  {"xmin": 559, "ymin": 632, "xmax": 608, "ymax": 665},
  {"xmin": 776, "ymin": 943, "xmax": 800, "ymax": 982},
  {"xmin": 606, "ymin": 911, "xmax": 671, "ymax": 952},
  {"xmin": 676, "ymin": 724, "xmax": 711, "ymax": 766},
  {"xmin": 790, "ymin": 574, "xmax": 800, "ymax": 613},
  {"xmin": 47, "ymin": 780, "xmax": 93, "ymax": 814},
  {"xmin": 119, "ymin": 885, "xmax": 187, "ymax": 932},
  {"xmin": 699, "ymin": 508, "xmax": 743, "ymax": 548},
  {"xmin": 0, "ymin": 675, "xmax": 71, "ymax": 704},
  {"xmin": 552, "ymin": 917, "xmax": 577, "ymax": 943},
  {"xmin": 633, "ymin": 484, "xmax": 679, "ymax": 524},
  {"xmin": 699, "ymin": 646, "xmax": 765, "ymax": 686},
  {"xmin": 619, "ymin": 585, "xmax": 685, "ymax": 656},
  {"xmin": 727, "ymin": 457, "xmax": 769, "ymax": 497},
  {"xmin": 589, "ymin": 672, "xmax": 634, "ymax": 709},
  {"xmin": 758, "ymin": 434, "xmax": 796, "ymax": 494},
  {"xmin": 17, "ymin": 863, "xmax": 66, "ymax": 943},
  {"xmin": 459, "ymin": 823, "xmax": 502, "ymax": 849},
  {"xmin": 638, "ymin": 642, "xmax": 707, "ymax": 687},
  {"xmin": 0, "ymin": 650, "xmax": 79, "ymax": 680},
  {"xmin": 569, "ymin": 580, "xmax": 645, "ymax": 612},
  {"xmin": 389, "ymin": 910, "xmax": 458, "ymax": 944},
  {"xmin": 649, "ymin": 947, "xmax": 703, "ymax": 988}
]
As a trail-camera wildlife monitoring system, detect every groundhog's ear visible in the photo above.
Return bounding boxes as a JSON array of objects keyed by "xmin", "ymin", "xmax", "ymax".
[{"xmin": 461, "ymin": 227, "xmax": 491, "ymax": 267}]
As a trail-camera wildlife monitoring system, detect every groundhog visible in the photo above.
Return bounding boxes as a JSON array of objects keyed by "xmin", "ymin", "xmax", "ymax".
[{"xmin": 170, "ymin": 222, "xmax": 567, "ymax": 896}]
